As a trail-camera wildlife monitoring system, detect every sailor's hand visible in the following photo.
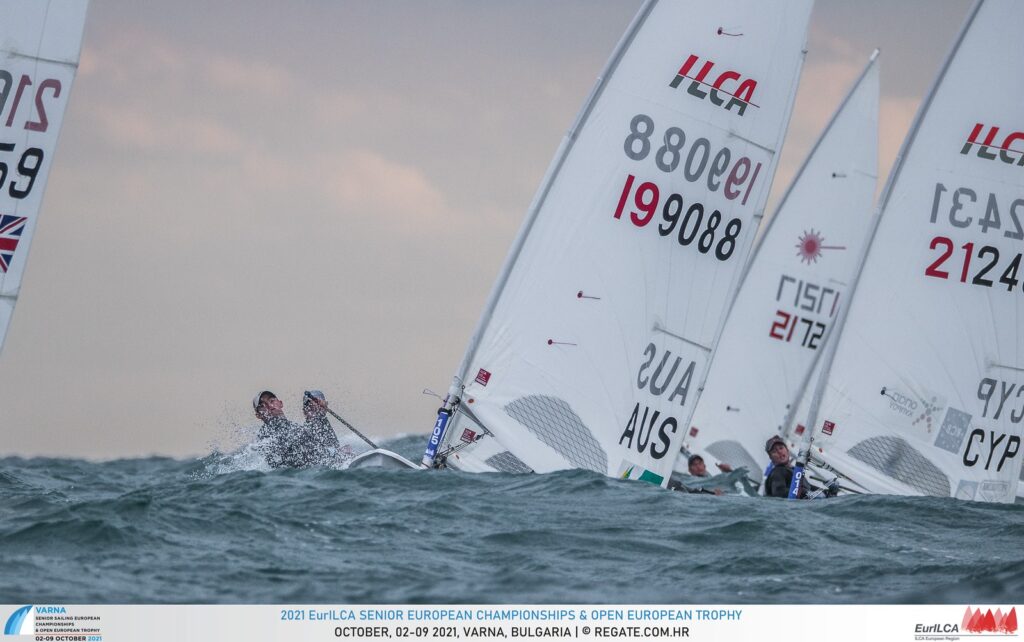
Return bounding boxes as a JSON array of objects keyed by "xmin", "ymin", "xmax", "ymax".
[
  {"xmin": 716, "ymin": 462, "xmax": 733, "ymax": 473},
  {"xmin": 303, "ymin": 392, "xmax": 328, "ymax": 414}
]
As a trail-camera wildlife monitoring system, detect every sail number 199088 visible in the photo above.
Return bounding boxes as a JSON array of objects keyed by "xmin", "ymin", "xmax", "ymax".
[
  {"xmin": 615, "ymin": 113, "xmax": 765, "ymax": 262},
  {"xmin": 623, "ymin": 113, "xmax": 764, "ymax": 206}
]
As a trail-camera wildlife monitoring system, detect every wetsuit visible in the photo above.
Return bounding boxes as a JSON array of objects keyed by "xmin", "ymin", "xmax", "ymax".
[
  {"xmin": 763, "ymin": 462, "xmax": 835, "ymax": 498},
  {"xmin": 764, "ymin": 462, "xmax": 799, "ymax": 498},
  {"xmin": 303, "ymin": 414, "xmax": 352, "ymax": 465},
  {"xmin": 257, "ymin": 416, "xmax": 317, "ymax": 469}
]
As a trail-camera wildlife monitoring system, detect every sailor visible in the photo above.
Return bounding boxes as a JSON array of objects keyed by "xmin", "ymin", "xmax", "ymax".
[
  {"xmin": 302, "ymin": 390, "xmax": 353, "ymax": 464},
  {"xmin": 762, "ymin": 435, "xmax": 838, "ymax": 498},
  {"xmin": 680, "ymin": 454, "xmax": 735, "ymax": 495},
  {"xmin": 252, "ymin": 390, "xmax": 317, "ymax": 469},
  {"xmin": 762, "ymin": 435, "xmax": 796, "ymax": 498},
  {"xmin": 687, "ymin": 454, "xmax": 733, "ymax": 477}
]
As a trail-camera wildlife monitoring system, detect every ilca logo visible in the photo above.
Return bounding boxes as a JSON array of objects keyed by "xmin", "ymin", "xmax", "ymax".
[
  {"xmin": 669, "ymin": 54, "xmax": 758, "ymax": 116},
  {"xmin": 961, "ymin": 123, "xmax": 1024, "ymax": 166}
]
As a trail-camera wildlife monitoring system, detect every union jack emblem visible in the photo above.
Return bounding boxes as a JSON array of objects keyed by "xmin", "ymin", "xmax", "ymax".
[
  {"xmin": 0, "ymin": 215, "xmax": 27, "ymax": 273},
  {"xmin": 0, "ymin": 215, "xmax": 27, "ymax": 272}
]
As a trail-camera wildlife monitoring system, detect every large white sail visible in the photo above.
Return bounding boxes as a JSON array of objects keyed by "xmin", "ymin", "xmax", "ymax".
[
  {"xmin": 805, "ymin": 0, "xmax": 1024, "ymax": 502},
  {"xmin": 422, "ymin": 0, "xmax": 813, "ymax": 485},
  {"xmin": 679, "ymin": 52, "xmax": 880, "ymax": 482},
  {"xmin": 0, "ymin": 0, "xmax": 89, "ymax": 353}
]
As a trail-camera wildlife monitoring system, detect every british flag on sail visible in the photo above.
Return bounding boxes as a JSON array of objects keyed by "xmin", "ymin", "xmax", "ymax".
[{"xmin": 0, "ymin": 215, "xmax": 28, "ymax": 273}]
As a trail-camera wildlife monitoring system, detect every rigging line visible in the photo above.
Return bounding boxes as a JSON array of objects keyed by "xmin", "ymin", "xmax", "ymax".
[
  {"xmin": 725, "ymin": 129, "xmax": 776, "ymax": 155},
  {"xmin": 990, "ymin": 362, "xmax": 1024, "ymax": 373},
  {"xmin": 652, "ymin": 322, "xmax": 711, "ymax": 353},
  {"xmin": 964, "ymin": 142, "xmax": 1024, "ymax": 155},
  {"xmin": 807, "ymin": 454, "xmax": 868, "ymax": 492},
  {"xmin": 7, "ymin": 51, "xmax": 80, "ymax": 68}
]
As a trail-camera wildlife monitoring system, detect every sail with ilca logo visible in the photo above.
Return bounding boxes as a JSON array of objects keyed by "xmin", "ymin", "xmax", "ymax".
[
  {"xmin": 0, "ymin": 0, "xmax": 90, "ymax": 355},
  {"xmin": 419, "ymin": 0, "xmax": 813, "ymax": 485},
  {"xmin": 676, "ymin": 51, "xmax": 880, "ymax": 490},
  {"xmin": 803, "ymin": 0, "xmax": 1024, "ymax": 502}
]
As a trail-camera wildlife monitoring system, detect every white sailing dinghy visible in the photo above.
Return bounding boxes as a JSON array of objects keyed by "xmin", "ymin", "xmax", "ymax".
[
  {"xmin": 802, "ymin": 0, "xmax": 1024, "ymax": 503},
  {"xmin": 676, "ymin": 51, "xmax": 880, "ymax": 488},
  {"xmin": 0, "ymin": 0, "xmax": 89, "ymax": 354},
  {"xmin": 419, "ymin": 0, "xmax": 813, "ymax": 485},
  {"xmin": 347, "ymin": 448, "xmax": 418, "ymax": 470}
]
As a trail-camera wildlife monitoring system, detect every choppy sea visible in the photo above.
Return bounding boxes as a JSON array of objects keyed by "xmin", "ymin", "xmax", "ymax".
[{"xmin": 1, "ymin": 434, "xmax": 1022, "ymax": 604}]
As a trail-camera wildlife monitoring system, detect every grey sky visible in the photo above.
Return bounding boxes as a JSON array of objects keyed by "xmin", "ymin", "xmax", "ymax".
[{"xmin": 0, "ymin": 1, "xmax": 971, "ymax": 458}]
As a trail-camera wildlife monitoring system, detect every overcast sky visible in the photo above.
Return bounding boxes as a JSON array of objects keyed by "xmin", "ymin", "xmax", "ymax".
[{"xmin": 0, "ymin": 0, "xmax": 972, "ymax": 458}]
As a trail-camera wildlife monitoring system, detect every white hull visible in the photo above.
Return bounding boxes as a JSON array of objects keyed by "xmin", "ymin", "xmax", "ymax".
[{"xmin": 347, "ymin": 449, "xmax": 419, "ymax": 470}]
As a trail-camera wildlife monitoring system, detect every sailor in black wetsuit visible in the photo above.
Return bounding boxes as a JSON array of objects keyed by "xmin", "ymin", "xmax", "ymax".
[
  {"xmin": 762, "ymin": 435, "xmax": 838, "ymax": 498},
  {"xmin": 302, "ymin": 390, "xmax": 353, "ymax": 465},
  {"xmin": 763, "ymin": 435, "xmax": 798, "ymax": 498},
  {"xmin": 253, "ymin": 390, "xmax": 317, "ymax": 469}
]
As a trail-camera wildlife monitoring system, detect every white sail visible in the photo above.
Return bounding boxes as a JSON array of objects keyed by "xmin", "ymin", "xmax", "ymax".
[
  {"xmin": 805, "ymin": 0, "xmax": 1024, "ymax": 502},
  {"xmin": 425, "ymin": 0, "xmax": 814, "ymax": 485},
  {"xmin": 0, "ymin": 0, "xmax": 89, "ymax": 353},
  {"xmin": 678, "ymin": 52, "xmax": 880, "ymax": 482}
]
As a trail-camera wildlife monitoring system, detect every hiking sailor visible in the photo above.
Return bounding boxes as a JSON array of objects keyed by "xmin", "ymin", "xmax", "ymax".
[
  {"xmin": 763, "ymin": 435, "xmax": 838, "ymax": 498},
  {"xmin": 763, "ymin": 435, "xmax": 797, "ymax": 497},
  {"xmin": 684, "ymin": 454, "xmax": 733, "ymax": 495},
  {"xmin": 253, "ymin": 390, "xmax": 306, "ymax": 468},
  {"xmin": 253, "ymin": 390, "xmax": 346, "ymax": 468},
  {"xmin": 302, "ymin": 390, "xmax": 353, "ymax": 464}
]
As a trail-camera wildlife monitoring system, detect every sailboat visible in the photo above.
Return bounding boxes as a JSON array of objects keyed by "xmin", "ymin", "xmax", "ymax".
[
  {"xmin": 0, "ymin": 0, "xmax": 90, "ymax": 354},
  {"xmin": 418, "ymin": 0, "xmax": 814, "ymax": 485},
  {"xmin": 802, "ymin": 0, "xmax": 1024, "ymax": 503},
  {"xmin": 676, "ymin": 51, "xmax": 880, "ymax": 490}
]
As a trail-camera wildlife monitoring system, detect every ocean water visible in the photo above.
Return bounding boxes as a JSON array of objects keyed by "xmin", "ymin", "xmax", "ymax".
[{"xmin": 1, "ymin": 434, "xmax": 1022, "ymax": 604}]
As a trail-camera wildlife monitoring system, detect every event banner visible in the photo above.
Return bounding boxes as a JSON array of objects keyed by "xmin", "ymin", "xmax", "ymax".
[{"xmin": 1, "ymin": 603, "xmax": 1018, "ymax": 641}]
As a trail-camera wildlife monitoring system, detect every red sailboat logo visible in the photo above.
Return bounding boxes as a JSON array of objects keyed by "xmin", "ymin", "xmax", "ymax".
[{"xmin": 962, "ymin": 606, "xmax": 1017, "ymax": 634}]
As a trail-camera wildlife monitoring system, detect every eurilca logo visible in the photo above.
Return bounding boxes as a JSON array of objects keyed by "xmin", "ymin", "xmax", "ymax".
[
  {"xmin": 963, "ymin": 606, "xmax": 1017, "ymax": 634},
  {"xmin": 669, "ymin": 54, "xmax": 759, "ymax": 116}
]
